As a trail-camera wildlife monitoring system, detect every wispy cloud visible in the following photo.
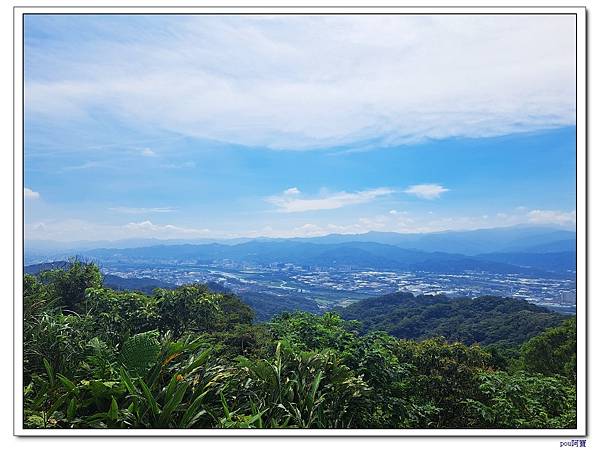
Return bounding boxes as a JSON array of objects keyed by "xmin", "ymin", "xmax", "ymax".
[
  {"xmin": 267, "ymin": 187, "xmax": 394, "ymax": 213},
  {"xmin": 25, "ymin": 15, "xmax": 575, "ymax": 150},
  {"xmin": 283, "ymin": 187, "xmax": 301, "ymax": 196},
  {"xmin": 404, "ymin": 184, "xmax": 449, "ymax": 200},
  {"xmin": 25, "ymin": 204, "xmax": 576, "ymax": 242},
  {"xmin": 160, "ymin": 161, "xmax": 196, "ymax": 169},
  {"xmin": 527, "ymin": 209, "xmax": 575, "ymax": 226},
  {"xmin": 24, "ymin": 187, "xmax": 40, "ymax": 200},
  {"xmin": 109, "ymin": 206, "xmax": 176, "ymax": 214},
  {"xmin": 23, "ymin": 16, "xmax": 575, "ymax": 243},
  {"xmin": 25, "ymin": 218, "xmax": 211, "ymax": 241},
  {"xmin": 244, "ymin": 206, "xmax": 576, "ymax": 238},
  {"xmin": 124, "ymin": 220, "xmax": 210, "ymax": 236},
  {"xmin": 62, "ymin": 161, "xmax": 104, "ymax": 171}
]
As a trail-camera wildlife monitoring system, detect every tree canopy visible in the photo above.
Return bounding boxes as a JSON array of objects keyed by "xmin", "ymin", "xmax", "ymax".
[
  {"xmin": 336, "ymin": 292, "xmax": 567, "ymax": 346},
  {"xmin": 23, "ymin": 263, "xmax": 576, "ymax": 429}
]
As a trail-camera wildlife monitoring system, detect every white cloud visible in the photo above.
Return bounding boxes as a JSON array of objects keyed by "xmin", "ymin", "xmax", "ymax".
[
  {"xmin": 292, "ymin": 223, "xmax": 323, "ymax": 236},
  {"xmin": 161, "ymin": 161, "xmax": 196, "ymax": 169},
  {"xmin": 141, "ymin": 148, "xmax": 156, "ymax": 157},
  {"xmin": 26, "ymin": 15, "xmax": 575, "ymax": 150},
  {"xmin": 527, "ymin": 209, "xmax": 576, "ymax": 226},
  {"xmin": 404, "ymin": 184, "xmax": 449, "ymax": 200},
  {"xmin": 358, "ymin": 215, "xmax": 389, "ymax": 230},
  {"xmin": 124, "ymin": 220, "xmax": 210, "ymax": 236},
  {"xmin": 24, "ymin": 188, "xmax": 40, "ymax": 200},
  {"xmin": 233, "ymin": 206, "xmax": 576, "ymax": 238},
  {"xmin": 109, "ymin": 206, "xmax": 176, "ymax": 214},
  {"xmin": 283, "ymin": 187, "xmax": 301, "ymax": 196},
  {"xmin": 62, "ymin": 161, "xmax": 104, "ymax": 172},
  {"xmin": 25, "ymin": 206, "xmax": 576, "ymax": 242},
  {"xmin": 267, "ymin": 187, "xmax": 394, "ymax": 213},
  {"xmin": 25, "ymin": 219, "xmax": 210, "ymax": 241}
]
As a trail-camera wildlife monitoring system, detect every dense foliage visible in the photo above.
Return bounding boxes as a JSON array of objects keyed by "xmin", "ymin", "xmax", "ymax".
[
  {"xmin": 336, "ymin": 292, "xmax": 566, "ymax": 346},
  {"xmin": 519, "ymin": 316, "xmax": 576, "ymax": 381},
  {"xmin": 23, "ymin": 262, "xmax": 576, "ymax": 429},
  {"xmin": 25, "ymin": 262, "xmax": 316, "ymax": 321}
]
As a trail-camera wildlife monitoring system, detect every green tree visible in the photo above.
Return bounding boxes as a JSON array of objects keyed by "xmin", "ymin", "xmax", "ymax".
[
  {"xmin": 464, "ymin": 371, "xmax": 576, "ymax": 428},
  {"xmin": 392, "ymin": 337, "xmax": 493, "ymax": 428},
  {"xmin": 520, "ymin": 317, "xmax": 576, "ymax": 381},
  {"xmin": 269, "ymin": 311, "xmax": 359, "ymax": 352},
  {"xmin": 40, "ymin": 261, "xmax": 102, "ymax": 311},
  {"xmin": 22, "ymin": 265, "xmax": 578, "ymax": 430},
  {"xmin": 155, "ymin": 285, "xmax": 222, "ymax": 337}
]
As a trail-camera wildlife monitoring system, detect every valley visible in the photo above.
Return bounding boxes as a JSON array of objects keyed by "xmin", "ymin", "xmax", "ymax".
[
  {"xmin": 100, "ymin": 260, "xmax": 576, "ymax": 315},
  {"xmin": 25, "ymin": 227, "xmax": 578, "ymax": 320}
]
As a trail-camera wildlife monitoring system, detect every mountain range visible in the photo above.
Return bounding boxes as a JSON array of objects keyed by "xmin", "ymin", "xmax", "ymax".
[
  {"xmin": 26, "ymin": 225, "xmax": 574, "ymax": 254},
  {"xmin": 25, "ymin": 226, "xmax": 576, "ymax": 278},
  {"xmin": 80, "ymin": 242, "xmax": 574, "ymax": 278}
]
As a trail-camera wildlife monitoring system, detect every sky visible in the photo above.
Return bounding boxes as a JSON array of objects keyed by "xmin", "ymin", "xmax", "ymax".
[{"xmin": 23, "ymin": 14, "xmax": 577, "ymax": 241}]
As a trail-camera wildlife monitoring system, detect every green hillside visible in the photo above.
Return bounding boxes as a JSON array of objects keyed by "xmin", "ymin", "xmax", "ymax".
[
  {"xmin": 336, "ymin": 292, "xmax": 566, "ymax": 346},
  {"xmin": 23, "ymin": 262, "xmax": 576, "ymax": 429}
]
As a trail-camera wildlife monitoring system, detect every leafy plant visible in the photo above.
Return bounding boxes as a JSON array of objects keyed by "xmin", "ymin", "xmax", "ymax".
[
  {"xmin": 120, "ymin": 331, "xmax": 161, "ymax": 376},
  {"xmin": 22, "ymin": 264, "xmax": 577, "ymax": 430}
]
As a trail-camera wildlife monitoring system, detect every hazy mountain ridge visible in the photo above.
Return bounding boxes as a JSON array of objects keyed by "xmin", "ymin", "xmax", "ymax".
[
  {"xmin": 472, "ymin": 251, "xmax": 575, "ymax": 273},
  {"xmin": 26, "ymin": 226, "xmax": 575, "ymax": 255},
  {"xmin": 287, "ymin": 227, "xmax": 575, "ymax": 255},
  {"xmin": 77, "ymin": 239, "xmax": 574, "ymax": 278},
  {"xmin": 25, "ymin": 228, "xmax": 577, "ymax": 293}
]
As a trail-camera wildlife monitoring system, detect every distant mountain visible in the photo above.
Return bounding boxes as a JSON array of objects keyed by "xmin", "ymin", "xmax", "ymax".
[
  {"xmin": 516, "ymin": 239, "xmax": 576, "ymax": 253},
  {"xmin": 336, "ymin": 292, "xmax": 567, "ymax": 346},
  {"xmin": 237, "ymin": 291, "xmax": 321, "ymax": 322},
  {"xmin": 193, "ymin": 281, "xmax": 320, "ymax": 321},
  {"xmin": 81, "ymin": 240, "xmax": 571, "ymax": 278},
  {"xmin": 473, "ymin": 251, "xmax": 576, "ymax": 273},
  {"xmin": 498, "ymin": 231, "xmax": 576, "ymax": 253},
  {"xmin": 102, "ymin": 274, "xmax": 177, "ymax": 294},
  {"xmin": 26, "ymin": 226, "xmax": 576, "ymax": 278},
  {"xmin": 24, "ymin": 237, "xmax": 253, "ymax": 263},
  {"xmin": 292, "ymin": 226, "xmax": 576, "ymax": 255},
  {"xmin": 25, "ymin": 237, "xmax": 251, "ymax": 252},
  {"xmin": 24, "ymin": 261, "xmax": 71, "ymax": 274},
  {"xmin": 26, "ymin": 226, "xmax": 575, "ymax": 257}
]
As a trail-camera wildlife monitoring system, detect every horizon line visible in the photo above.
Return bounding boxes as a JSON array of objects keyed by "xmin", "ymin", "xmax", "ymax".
[{"xmin": 24, "ymin": 223, "xmax": 576, "ymax": 246}]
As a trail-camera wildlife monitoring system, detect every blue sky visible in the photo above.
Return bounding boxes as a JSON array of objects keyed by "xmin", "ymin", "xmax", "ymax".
[{"xmin": 24, "ymin": 15, "xmax": 576, "ymax": 241}]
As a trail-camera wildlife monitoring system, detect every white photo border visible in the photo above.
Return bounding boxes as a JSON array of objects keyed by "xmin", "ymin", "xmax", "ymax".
[{"xmin": 13, "ymin": 4, "xmax": 588, "ymax": 437}]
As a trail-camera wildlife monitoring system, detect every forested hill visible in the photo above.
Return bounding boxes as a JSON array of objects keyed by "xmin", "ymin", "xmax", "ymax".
[
  {"xmin": 199, "ymin": 282, "xmax": 320, "ymax": 322},
  {"xmin": 336, "ymin": 292, "xmax": 566, "ymax": 346},
  {"xmin": 23, "ymin": 262, "xmax": 576, "ymax": 429}
]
